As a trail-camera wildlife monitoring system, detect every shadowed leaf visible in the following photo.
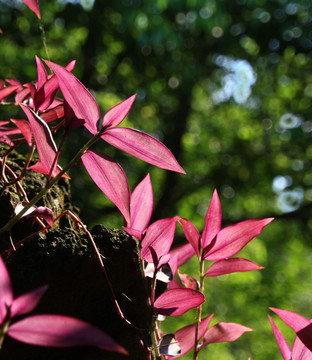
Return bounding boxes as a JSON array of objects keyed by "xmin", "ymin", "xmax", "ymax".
[
  {"xmin": 11, "ymin": 286, "xmax": 49, "ymax": 318},
  {"xmin": 204, "ymin": 218, "xmax": 274, "ymax": 261},
  {"xmin": 7, "ymin": 315, "xmax": 128, "ymax": 354}
]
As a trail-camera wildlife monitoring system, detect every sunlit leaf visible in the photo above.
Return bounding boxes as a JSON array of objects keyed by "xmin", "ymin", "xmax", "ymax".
[
  {"xmin": 177, "ymin": 217, "xmax": 200, "ymax": 258},
  {"xmin": 141, "ymin": 217, "xmax": 178, "ymax": 262},
  {"xmin": 81, "ymin": 150, "xmax": 130, "ymax": 224},
  {"xmin": 22, "ymin": 0, "xmax": 41, "ymax": 19},
  {"xmin": 171, "ymin": 314, "xmax": 214, "ymax": 358},
  {"xmin": 101, "ymin": 128, "xmax": 185, "ymax": 173},
  {"xmin": 102, "ymin": 94, "xmax": 136, "ymax": 129},
  {"xmin": 127, "ymin": 173, "xmax": 153, "ymax": 236},
  {"xmin": 153, "ymin": 288, "xmax": 204, "ymax": 316},
  {"xmin": 0, "ymin": 85, "xmax": 20, "ymax": 101},
  {"xmin": 268, "ymin": 314, "xmax": 291, "ymax": 360},
  {"xmin": 204, "ymin": 218, "xmax": 274, "ymax": 261},
  {"xmin": 204, "ymin": 258, "xmax": 263, "ymax": 277},
  {"xmin": 201, "ymin": 189, "xmax": 221, "ymax": 249},
  {"xmin": 20, "ymin": 104, "xmax": 59, "ymax": 177},
  {"xmin": 199, "ymin": 322, "xmax": 253, "ymax": 350},
  {"xmin": 44, "ymin": 60, "xmax": 100, "ymax": 134}
]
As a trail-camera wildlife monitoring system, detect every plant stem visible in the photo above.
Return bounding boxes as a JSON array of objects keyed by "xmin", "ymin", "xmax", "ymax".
[
  {"xmin": 193, "ymin": 257, "xmax": 205, "ymax": 360},
  {"xmin": 39, "ymin": 20, "xmax": 50, "ymax": 61},
  {"xmin": 0, "ymin": 322, "xmax": 9, "ymax": 350},
  {"xmin": 0, "ymin": 130, "xmax": 102, "ymax": 236}
]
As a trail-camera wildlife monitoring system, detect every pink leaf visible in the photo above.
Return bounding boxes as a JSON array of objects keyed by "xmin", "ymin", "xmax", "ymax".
[
  {"xmin": 122, "ymin": 227, "xmax": 142, "ymax": 239},
  {"xmin": 201, "ymin": 189, "xmax": 221, "ymax": 249},
  {"xmin": 297, "ymin": 322, "xmax": 312, "ymax": 354},
  {"xmin": 199, "ymin": 322, "xmax": 253, "ymax": 350},
  {"xmin": 10, "ymin": 119, "xmax": 32, "ymax": 146},
  {"xmin": 28, "ymin": 161, "xmax": 70, "ymax": 179},
  {"xmin": 22, "ymin": 0, "xmax": 41, "ymax": 19},
  {"xmin": 36, "ymin": 61, "xmax": 76, "ymax": 111},
  {"xmin": 167, "ymin": 254, "xmax": 179, "ymax": 278},
  {"xmin": 102, "ymin": 94, "xmax": 136, "ymax": 129},
  {"xmin": 7, "ymin": 314, "xmax": 127, "ymax": 354},
  {"xmin": 128, "ymin": 173, "xmax": 153, "ymax": 235},
  {"xmin": 153, "ymin": 288, "xmax": 205, "ymax": 316},
  {"xmin": 0, "ymin": 126, "xmax": 21, "ymax": 137},
  {"xmin": 204, "ymin": 218, "xmax": 274, "ymax": 261},
  {"xmin": 158, "ymin": 254, "xmax": 171, "ymax": 269},
  {"xmin": 0, "ymin": 136, "xmax": 14, "ymax": 146},
  {"xmin": 0, "ymin": 85, "xmax": 20, "ymax": 101},
  {"xmin": 141, "ymin": 217, "xmax": 178, "ymax": 262},
  {"xmin": 15, "ymin": 87, "xmax": 31, "ymax": 104},
  {"xmin": 178, "ymin": 270, "xmax": 199, "ymax": 290},
  {"xmin": 177, "ymin": 217, "xmax": 200, "ymax": 258},
  {"xmin": 44, "ymin": 60, "xmax": 100, "ymax": 134},
  {"xmin": 169, "ymin": 243, "xmax": 195, "ymax": 268},
  {"xmin": 20, "ymin": 104, "xmax": 59, "ymax": 177},
  {"xmin": 24, "ymin": 83, "xmax": 36, "ymax": 104},
  {"xmin": 15, "ymin": 202, "xmax": 54, "ymax": 227},
  {"xmin": 63, "ymin": 100, "xmax": 85, "ymax": 130},
  {"xmin": 81, "ymin": 150, "xmax": 130, "ymax": 224},
  {"xmin": 269, "ymin": 308, "xmax": 310, "ymax": 333},
  {"xmin": 27, "ymin": 206, "xmax": 54, "ymax": 226},
  {"xmin": 40, "ymin": 104, "xmax": 65, "ymax": 123},
  {"xmin": 5, "ymin": 79, "xmax": 21, "ymax": 87},
  {"xmin": 168, "ymin": 279, "xmax": 181, "ymax": 290},
  {"xmin": 292, "ymin": 336, "xmax": 312, "ymax": 360},
  {"xmin": 0, "ymin": 256, "xmax": 13, "ymax": 323},
  {"xmin": 35, "ymin": 56, "xmax": 48, "ymax": 91},
  {"xmin": 171, "ymin": 314, "xmax": 214, "ymax": 358},
  {"xmin": 101, "ymin": 128, "xmax": 185, "ymax": 173},
  {"xmin": 204, "ymin": 258, "xmax": 264, "ymax": 277},
  {"xmin": 11, "ymin": 285, "xmax": 48, "ymax": 318},
  {"xmin": 268, "ymin": 314, "xmax": 291, "ymax": 360}
]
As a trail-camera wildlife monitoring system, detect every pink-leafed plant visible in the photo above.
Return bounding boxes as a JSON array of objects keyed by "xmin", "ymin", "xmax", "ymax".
[
  {"xmin": 130, "ymin": 188, "xmax": 273, "ymax": 358},
  {"xmin": 0, "ymin": 2, "xmax": 292, "ymax": 359},
  {"xmin": 269, "ymin": 307, "xmax": 312, "ymax": 360}
]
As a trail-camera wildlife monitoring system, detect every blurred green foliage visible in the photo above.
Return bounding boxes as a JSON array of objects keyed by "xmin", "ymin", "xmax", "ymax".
[{"xmin": 1, "ymin": 0, "xmax": 312, "ymax": 358}]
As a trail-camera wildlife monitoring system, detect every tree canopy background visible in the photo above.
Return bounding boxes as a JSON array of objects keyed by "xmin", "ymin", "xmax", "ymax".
[{"xmin": 1, "ymin": 0, "xmax": 312, "ymax": 359}]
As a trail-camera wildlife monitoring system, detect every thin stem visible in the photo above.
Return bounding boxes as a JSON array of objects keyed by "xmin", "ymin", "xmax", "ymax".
[
  {"xmin": 39, "ymin": 21, "xmax": 50, "ymax": 61},
  {"xmin": 47, "ymin": 124, "xmax": 70, "ymax": 182},
  {"xmin": 0, "ymin": 101, "xmax": 19, "ymax": 106},
  {"xmin": 0, "ymin": 321, "xmax": 9, "ymax": 350},
  {"xmin": 193, "ymin": 257, "xmax": 205, "ymax": 360},
  {"xmin": 3, "ymin": 141, "xmax": 36, "ymax": 186}
]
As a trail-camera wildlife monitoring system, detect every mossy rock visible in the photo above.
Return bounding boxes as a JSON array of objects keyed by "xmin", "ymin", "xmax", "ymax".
[{"xmin": 0, "ymin": 146, "xmax": 72, "ymax": 249}]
